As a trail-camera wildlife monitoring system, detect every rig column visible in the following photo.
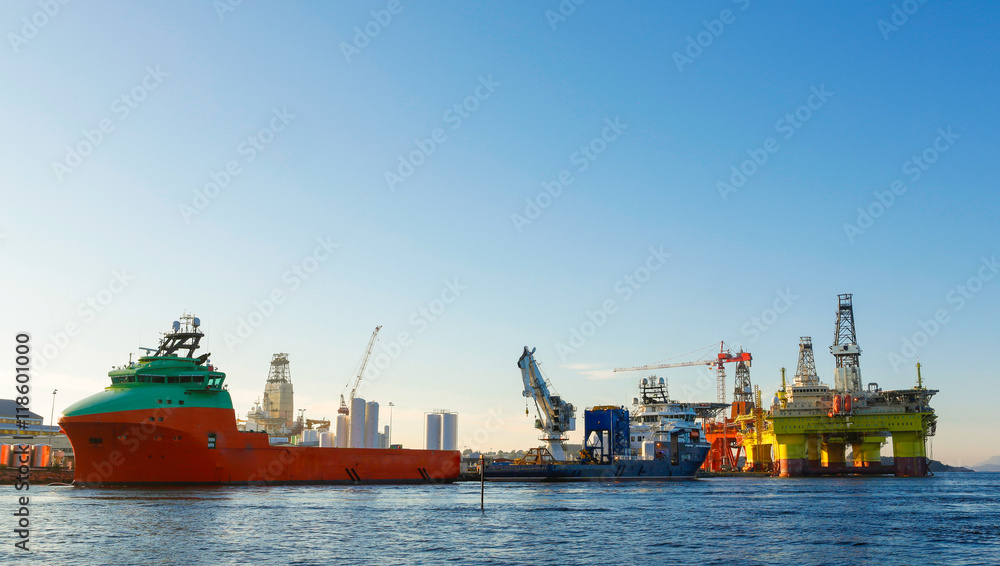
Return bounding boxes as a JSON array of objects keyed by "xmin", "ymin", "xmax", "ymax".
[
  {"xmin": 806, "ymin": 434, "xmax": 822, "ymax": 471},
  {"xmin": 892, "ymin": 431, "xmax": 928, "ymax": 476},
  {"xmin": 821, "ymin": 439, "xmax": 846, "ymax": 468},
  {"xmin": 777, "ymin": 433, "xmax": 808, "ymax": 477},
  {"xmin": 852, "ymin": 437, "xmax": 883, "ymax": 468}
]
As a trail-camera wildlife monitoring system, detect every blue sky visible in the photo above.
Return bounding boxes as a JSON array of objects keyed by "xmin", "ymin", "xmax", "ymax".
[{"xmin": 1, "ymin": 1, "xmax": 997, "ymax": 465}]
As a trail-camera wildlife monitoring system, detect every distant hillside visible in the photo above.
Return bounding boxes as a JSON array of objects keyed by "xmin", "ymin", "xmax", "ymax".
[
  {"xmin": 879, "ymin": 457, "xmax": 974, "ymax": 473},
  {"xmin": 929, "ymin": 460, "xmax": 974, "ymax": 473},
  {"xmin": 972, "ymin": 455, "xmax": 1000, "ymax": 472}
]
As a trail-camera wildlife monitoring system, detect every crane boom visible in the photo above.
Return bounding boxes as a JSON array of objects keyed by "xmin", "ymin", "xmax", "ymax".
[
  {"xmin": 518, "ymin": 346, "xmax": 576, "ymax": 461},
  {"xmin": 613, "ymin": 341, "xmax": 752, "ymax": 404},
  {"xmin": 338, "ymin": 325, "xmax": 382, "ymax": 415},
  {"xmin": 614, "ymin": 359, "xmax": 716, "ymax": 373}
]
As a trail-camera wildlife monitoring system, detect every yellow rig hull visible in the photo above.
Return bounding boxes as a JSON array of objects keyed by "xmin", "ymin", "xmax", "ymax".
[{"xmin": 768, "ymin": 411, "xmax": 932, "ymax": 477}]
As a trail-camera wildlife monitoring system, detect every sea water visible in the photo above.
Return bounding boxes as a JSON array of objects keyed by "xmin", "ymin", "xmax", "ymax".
[{"xmin": 20, "ymin": 473, "xmax": 1000, "ymax": 565}]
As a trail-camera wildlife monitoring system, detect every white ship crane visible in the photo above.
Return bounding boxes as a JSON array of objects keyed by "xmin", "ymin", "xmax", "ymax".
[
  {"xmin": 338, "ymin": 325, "xmax": 382, "ymax": 415},
  {"xmin": 518, "ymin": 346, "xmax": 576, "ymax": 461}
]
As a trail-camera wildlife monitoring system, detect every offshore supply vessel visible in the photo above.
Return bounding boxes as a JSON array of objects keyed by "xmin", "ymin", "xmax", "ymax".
[
  {"xmin": 483, "ymin": 347, "xmax": 710, "ymax": 481},
  {"xmin": 59, "ymin": 314, "xmax": 459, "ymax": 485}
]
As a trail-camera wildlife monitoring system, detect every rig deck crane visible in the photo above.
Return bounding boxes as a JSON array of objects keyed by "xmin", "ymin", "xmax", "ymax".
[
  {"xmin": 518, "ymin": 346, "xmax": 576, "ymax": 461},
  {"xmin": 338, "ymin": 325, "xmax": 382, "ymax": 415}
]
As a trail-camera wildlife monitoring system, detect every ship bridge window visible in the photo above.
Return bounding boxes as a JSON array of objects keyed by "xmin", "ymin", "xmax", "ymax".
[
  {"xmin": 151, "ymin": 376, "xmax": 165, "ymax": 384},
  {"xmin": 166, "ymin": 376, "xmax": 179, "ymax": 384},
  {"xmin": 138, "ymin": 376, "xmax": 150, "ymax": 383}
]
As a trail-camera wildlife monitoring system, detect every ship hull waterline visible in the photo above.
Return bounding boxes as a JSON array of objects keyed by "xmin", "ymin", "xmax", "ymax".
[
  {"xmin": 483, "ymin": 447, "xmax": 711, "ymax": 482},
  {"xmin": 61, "ymin": 407, "xmax": 459, "ymax": 486}
]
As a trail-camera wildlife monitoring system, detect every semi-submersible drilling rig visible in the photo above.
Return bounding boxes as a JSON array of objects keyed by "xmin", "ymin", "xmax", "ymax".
[{"xmin": 737, "ymin": 294, "xmax": 938, "ymax": 477}]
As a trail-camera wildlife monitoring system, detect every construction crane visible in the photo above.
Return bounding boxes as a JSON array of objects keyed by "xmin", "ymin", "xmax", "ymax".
[
  {"xmin": 338, "ymin": 325, "xmax": 382, "ymax": 415},
  {"xmin": 614, "ymin": 341, "xmax": 751, "ymax": 405},
  {"xmin": 518, "ymin": 346, "xmax": 576, "ymax": 461}
]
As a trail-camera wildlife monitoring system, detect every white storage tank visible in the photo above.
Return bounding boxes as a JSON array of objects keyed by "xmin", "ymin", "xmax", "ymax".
[
  {"xmin": 350, "ymin": 397, "xmax": 367, "ymax": 448},
  {"xmin": 425, "ymin": 413, "xmax": 442, "ymax": 450},
  {"xmin": 441, "ymin": 412, "xmax": 458, "ymax": 451},
  {"xmin": 319, "ymin": 431, "xmax": 335, "ymax": 447},
  {"xmin": 336, "ymin": 414, "xmax": 350, "ymax": 448},
  {"xmin": 365, "ymin": 401, "xmax": 379, "ymax": 449}
]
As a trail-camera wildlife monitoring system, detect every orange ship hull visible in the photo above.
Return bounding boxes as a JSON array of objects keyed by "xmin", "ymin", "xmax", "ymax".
[{"xmin": 61, "ymin": 407, "xmax": 459, "ymax": 486}]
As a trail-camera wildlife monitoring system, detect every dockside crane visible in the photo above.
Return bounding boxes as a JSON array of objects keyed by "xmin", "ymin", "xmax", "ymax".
[
  {"xmin": 338, "ymin": 325, "xmax": 382, "ymax": 415},
  {"xmin": 518, "ymin": 347, "xmax": 576, "ymax": 461},
  {"xmin": 614, "ymin": 341, "xmax": 751, "ymax": 405}
]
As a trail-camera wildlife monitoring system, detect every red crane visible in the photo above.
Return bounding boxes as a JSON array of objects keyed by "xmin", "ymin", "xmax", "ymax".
[{"xmin": 614, "ymin": 341, "xmax": 751, "ymax": 404}]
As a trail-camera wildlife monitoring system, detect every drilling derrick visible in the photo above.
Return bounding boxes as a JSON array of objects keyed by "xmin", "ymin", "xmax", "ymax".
[
  {"xmin": 831, "ymin": 293, "xmax": 862, "ymax": 392},
  {"xmin": 794, "ymin": 337, "xmax": 820, "ymax": 386},
  {"xmin": 263, "ymin": 353, "xmax": 294, "ymax": 427},
  {"xmin": 733, "ymin": 354, "xmax": 753, "ymax": 405}
]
